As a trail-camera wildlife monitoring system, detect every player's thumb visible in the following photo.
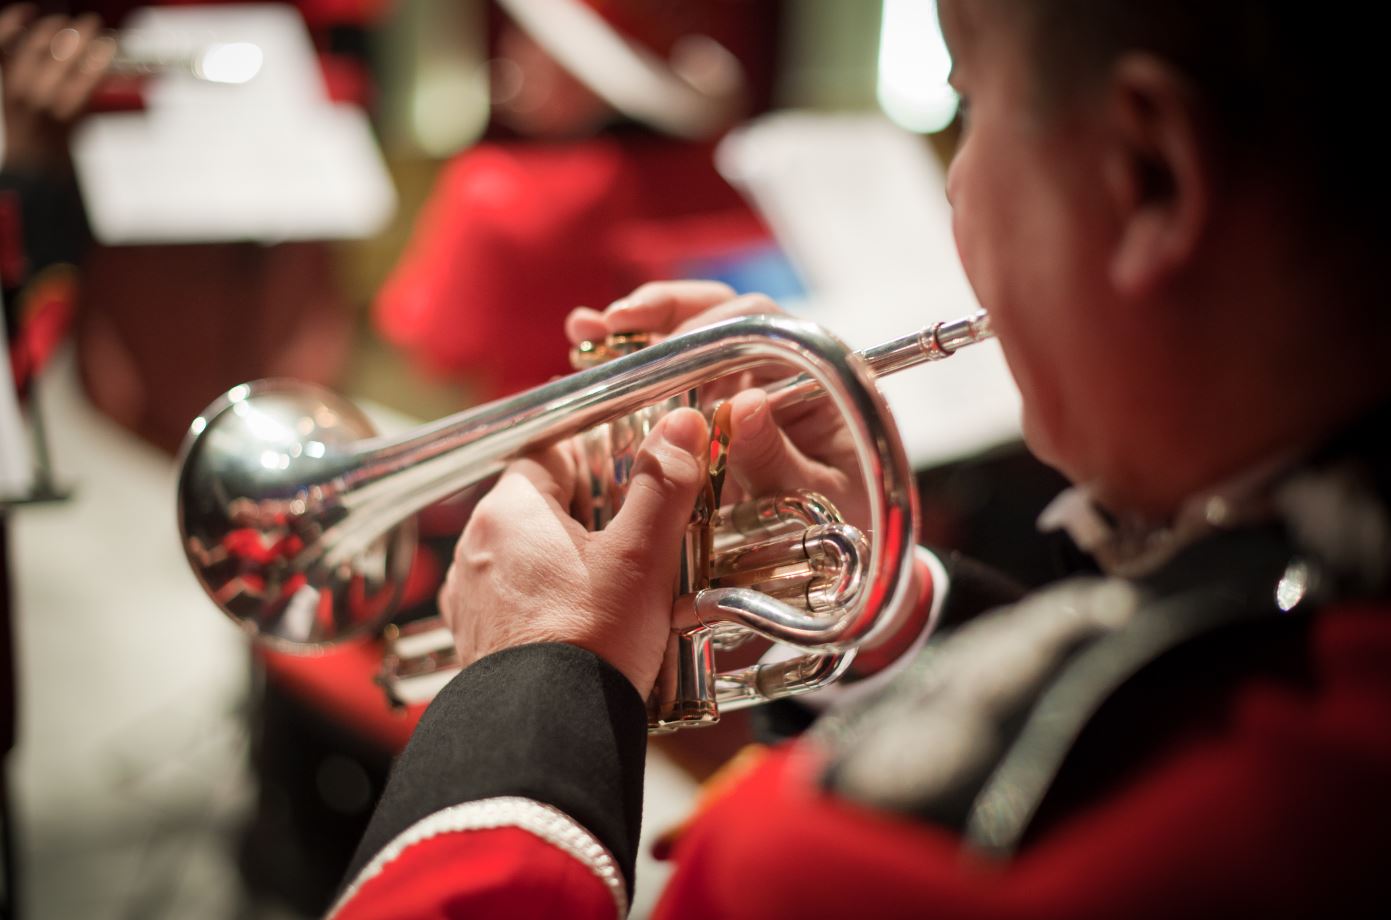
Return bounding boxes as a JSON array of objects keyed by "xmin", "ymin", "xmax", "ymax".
[{"xmin": 608, "ymin": 408, "xmax": 709, "ymax": 559}]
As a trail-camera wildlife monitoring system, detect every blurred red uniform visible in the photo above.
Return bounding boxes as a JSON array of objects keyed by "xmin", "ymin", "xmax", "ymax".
[
  {"xmin": 377, "ymin": 135, "xmax": 769, "ymax": 400},
  {"xmin": 375, "ymin": 0, "xmax": 783, "ymax": 401}
]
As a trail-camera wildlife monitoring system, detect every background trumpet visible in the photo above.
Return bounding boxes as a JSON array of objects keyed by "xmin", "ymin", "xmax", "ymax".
[
  {"xmin": 108, "ymin": 29, "xmax": 263, "ymax": 84},
  {"xmin": 45, "ymin": 26, "xmax": 266, "ymax": 84},
  {"xmin": 176, "ymin": 312, "xmax": 993, "ymax": 730}
]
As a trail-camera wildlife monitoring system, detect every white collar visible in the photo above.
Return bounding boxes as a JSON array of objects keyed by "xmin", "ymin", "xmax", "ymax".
[{"xmin": 1037, "ymin": 455, "xmax": 1295, "ymax": 578}]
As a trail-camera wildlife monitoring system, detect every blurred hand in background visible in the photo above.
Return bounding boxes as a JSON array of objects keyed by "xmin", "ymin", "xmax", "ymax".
[{"xmin": 0, "ymin": 3, "xmax": 115, "ymax": 174}]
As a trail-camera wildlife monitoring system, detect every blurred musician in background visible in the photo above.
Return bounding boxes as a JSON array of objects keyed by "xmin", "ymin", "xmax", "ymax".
[
  {"xmin": 6, "ymin": 0, "xmax": 387, "ymax": 456},
  {"xmin": 1, "ymin": 6, "xmax": 381, "ymax": 914},
  {"xmin": 1, "ymin": 3, "xmax": 110, "ymax": 393},
  {"xmin": 1, "ymin": 5, "xmax": 111, "ymax": 912},
  {"xmin": 329, "ymin": 0, "xmax": 1391, "ymax": 916},
  {"xmin": 375, "ymin": 0, "xmax": 784, "ymax": 403}
]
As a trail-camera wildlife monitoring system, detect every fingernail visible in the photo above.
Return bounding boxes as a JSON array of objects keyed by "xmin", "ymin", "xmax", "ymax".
[
  {"xmin": 731, "ymin": 391, "xmax": 770, "ymax": 441},
  {"xmin": 734, "ymin": 391, "xmax": 768, "ymax": 426},
  {"xmin": 661, "ymin": 410, "xmax": 708, "ymax": 458}
]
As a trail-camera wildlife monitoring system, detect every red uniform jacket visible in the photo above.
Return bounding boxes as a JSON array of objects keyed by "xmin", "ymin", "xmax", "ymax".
[{"xmin": 329, "ymin": 410, "xmax": 1391, "ymax": 919}]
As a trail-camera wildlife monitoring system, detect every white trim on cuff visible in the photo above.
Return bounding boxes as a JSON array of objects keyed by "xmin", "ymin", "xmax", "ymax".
[{"xmin": 328, "ymin": 796, "xmax": 628, "ymax": 919}]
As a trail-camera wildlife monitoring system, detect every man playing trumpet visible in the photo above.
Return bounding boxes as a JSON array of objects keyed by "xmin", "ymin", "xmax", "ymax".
[{"xmin": 332, "ymin": 0, "xmax": 1391, "ymax": 916}]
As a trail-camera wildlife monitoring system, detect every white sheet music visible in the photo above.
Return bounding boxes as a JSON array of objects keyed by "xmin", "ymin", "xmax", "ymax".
[{"xmin": 72, "ymin": 4, "xmax": 396, "ymax": 245}]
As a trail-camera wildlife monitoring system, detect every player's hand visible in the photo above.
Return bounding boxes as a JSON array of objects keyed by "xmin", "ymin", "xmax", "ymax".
[
  {"xmin": 565, "ymin": 281, "xmax": 868, "ymax": 528},
  {"xmin": 439, "ymin": 408, "xmax": 710, "ymax": 697}
]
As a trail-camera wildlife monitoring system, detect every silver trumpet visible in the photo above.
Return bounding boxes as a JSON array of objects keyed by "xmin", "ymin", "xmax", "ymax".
[{"xmin": 176, "ymin": 312, "xmax": 994, "ymax": 731}]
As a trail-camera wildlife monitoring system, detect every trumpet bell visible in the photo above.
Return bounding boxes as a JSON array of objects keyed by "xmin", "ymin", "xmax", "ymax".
[{"xmin": 176, "ymin": 380, "xmax": 416, "ymax": 649}]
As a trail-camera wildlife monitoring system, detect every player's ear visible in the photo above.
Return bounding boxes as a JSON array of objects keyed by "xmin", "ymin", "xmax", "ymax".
[{"xmin": 1101, "ymin": 53, "xmax": 1214, "ymax": 298}]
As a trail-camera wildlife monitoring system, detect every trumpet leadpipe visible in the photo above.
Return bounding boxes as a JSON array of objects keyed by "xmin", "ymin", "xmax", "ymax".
[{"xmin": 749, "ymin": 309, "xmax": 995, "ymax": 410}]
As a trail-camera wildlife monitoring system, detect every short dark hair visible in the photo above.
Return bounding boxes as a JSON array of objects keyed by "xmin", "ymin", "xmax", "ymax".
[{"xmin": 1004, "ymin": 1, "xmax": 1384, "ymax": 242}]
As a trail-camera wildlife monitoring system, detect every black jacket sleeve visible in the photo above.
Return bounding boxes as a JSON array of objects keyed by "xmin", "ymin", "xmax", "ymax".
[
  {"xmin": 341, "ymin": 642, "xmax": 650, "ymax": 900},
  {"xmin": 0, "ymin": 168, "xmax": 87, "ymax": 303}
]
